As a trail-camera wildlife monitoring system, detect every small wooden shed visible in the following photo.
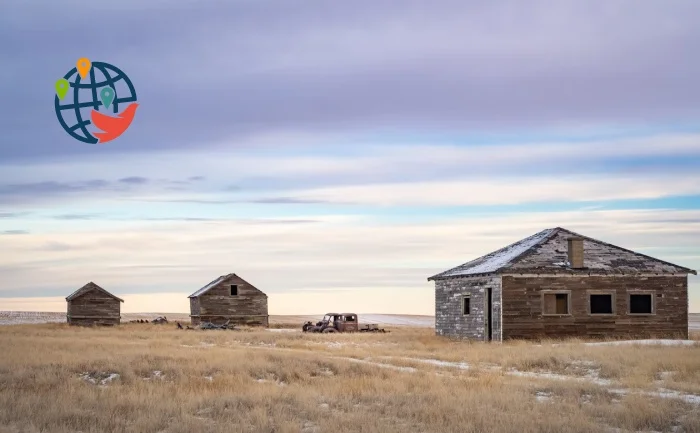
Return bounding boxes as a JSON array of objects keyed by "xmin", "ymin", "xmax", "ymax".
[
  {"xmin": 188, "ymin": 273, "xmax": 269, "ymax": 327},
  {"xmin": 65, "ymin": 282, "xmax": 123, "ymax": 326}
]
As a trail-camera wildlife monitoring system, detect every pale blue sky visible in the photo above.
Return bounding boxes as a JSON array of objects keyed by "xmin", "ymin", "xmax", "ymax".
[{"xmin": 0, "ymin": 0, "xmax": 699, "ymax": 314}]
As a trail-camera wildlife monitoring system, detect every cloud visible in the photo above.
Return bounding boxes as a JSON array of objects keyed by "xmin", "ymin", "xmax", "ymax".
[
  {"xmin": 262, "ymin": 172, "xmax": 700, "ymax": 207},
  {"xmin": 0, "ymin": 176, "xmax": 207, "ymax": 205},
  {"xmin": 0, "ymin": 180, "xmax": 110, "ymax": 195},
  {"xmin": 118, "ymin": 176, "xmax": 149, "ymax": 184},
  {"xmin": 0, "ymin": 212, "xmax": 30, "ymax": 218},
  {"xmin": 1, "ymin": 230, "xmax": 29, "ymax": 235},
  {"xmin": 2, "ymin": 1, "xmax": 700, "ymax": 160},
  {"xmin": 52, "ymin": 214, "xmax": 100, "ymax": 220},
  {"xmin": 250, "ymin": 197, "xmax": 327, "ymax": 204},
  {"xmin": 0, "ymin": 208, "xmax": 698, "ymax": 312}
]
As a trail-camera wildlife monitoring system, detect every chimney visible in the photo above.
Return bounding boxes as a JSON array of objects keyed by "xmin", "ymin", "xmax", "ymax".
[{"xmin": 567, "ymin": 237, "xmax": 584, "ymax": 268}]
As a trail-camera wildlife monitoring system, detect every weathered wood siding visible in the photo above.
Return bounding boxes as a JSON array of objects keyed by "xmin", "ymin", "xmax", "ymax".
[
  {"xmin": 501, "ymin": 275, "xmax": 688, "ymax": 340},
  {"xmin": 435, "ymin": 276, "xmax": 501, "ymax": 341},
  {"xmin": 190, "ymin": 298, "xmax": 200, "ymax": 316},
  {"xmin": 67, "ymin": 289, "xmax": 121, "ymax": 326},
  {"xmin": 68, "ymin": 317, "xmax": 120, "ymax": 326},
  {"xmin": 192, "ymin": 275, "xmax": 268, "ymax": 327}
]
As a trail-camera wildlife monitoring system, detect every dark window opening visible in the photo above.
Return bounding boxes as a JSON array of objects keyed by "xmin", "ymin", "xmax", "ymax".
[
  {"xmin": 543, "ymin": 293, "xmax": 569, "ymax": 315},
  {"xmin": 590, "ymin": 294, "xmax": 613, "ymax": 314},
  {"xmin": 230, "ymin": 285, "xmax": 238, "ymax": 296},
  {"xmin": 630, "ymin": 294, "xmax": 652, "ymax": 314},
  {"xmin": 344, "ymin": 315, "xmax": 356, "ymax": 322},
  {"xmin": 463, "ymin": 297, "xmax": 470, "ymax": 315}
]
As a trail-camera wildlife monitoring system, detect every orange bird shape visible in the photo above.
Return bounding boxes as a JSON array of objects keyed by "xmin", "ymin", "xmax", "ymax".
[{"xmin": 90, "ymin": 102, "xmax": 139, "ymax": 143}]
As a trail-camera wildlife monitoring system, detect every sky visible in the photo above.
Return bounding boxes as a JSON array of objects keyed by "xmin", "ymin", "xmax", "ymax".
[{"xmin": 0, "ymin": 0, "xmax": 699, "ymax": 315}]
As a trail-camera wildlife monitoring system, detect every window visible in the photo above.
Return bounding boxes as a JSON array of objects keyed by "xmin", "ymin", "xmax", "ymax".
[
  {"xmin": 230, "ymin": 285, "xmax": 238, "ymax": 296},
  {"xmin": 589, "ymin": 294, "xmax": 613, "ymax": 314},
  {"xmin": 629, "ymin": 294, "xmax": 653, "ymax": 314},
  {"xmin": 543, "ymin": 292, "xmax": 570, "ymax": 315},
  {"xmin": 462, "ymin": 296, "xmax": 470, "ymax": 315}
]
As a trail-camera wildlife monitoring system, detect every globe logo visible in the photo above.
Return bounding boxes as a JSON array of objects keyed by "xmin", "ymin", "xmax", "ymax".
[{"xmin": 54, "ymin": 58, "xmax": 138, "ymax": 144}]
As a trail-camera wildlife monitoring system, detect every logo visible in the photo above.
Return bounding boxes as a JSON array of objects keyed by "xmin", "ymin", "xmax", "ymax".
[{"xmin": 54, "ymin": 58, "xmax": 138, "ymax": 144}]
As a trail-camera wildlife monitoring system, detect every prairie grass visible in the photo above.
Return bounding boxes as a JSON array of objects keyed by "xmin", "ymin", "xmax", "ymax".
[{"xmin": 0, "ymin": 324, "xmax": 698, "ymax": 433}]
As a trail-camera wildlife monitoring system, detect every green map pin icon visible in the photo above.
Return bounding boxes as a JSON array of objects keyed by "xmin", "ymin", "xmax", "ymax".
[
  {"xmin": 55, "ymin": 78, "xmax": 69, "ymax": 100},
  {"xmin": 100, "ymin": 87, "xmax": 115, "ymax": 110}
]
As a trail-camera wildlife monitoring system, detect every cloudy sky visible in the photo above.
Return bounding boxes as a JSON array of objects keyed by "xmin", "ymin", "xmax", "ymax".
[{"xmin": 1, "ymin": 0, "xmax": 699, "ymax": 314}]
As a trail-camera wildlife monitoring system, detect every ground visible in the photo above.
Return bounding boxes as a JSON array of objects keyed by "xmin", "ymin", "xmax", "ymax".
[{"xmin": 0, "ymin": 316, "xmax": 699, "ymax": 433}]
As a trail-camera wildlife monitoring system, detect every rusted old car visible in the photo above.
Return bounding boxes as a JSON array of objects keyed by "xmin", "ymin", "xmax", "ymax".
[{"xmin": 302, "ymin": 313, "xmax": 386, "ymax": 333}]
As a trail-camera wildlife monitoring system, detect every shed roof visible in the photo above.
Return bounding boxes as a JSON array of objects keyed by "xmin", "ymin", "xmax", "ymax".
[
  {"xmin": 428, "ymin": 227, "xmax": 697, "ymax": 280},
  {"xmin": 188, "ymin": 273, "xmax": 266, "ymax": 298},
  {"xmin": 65, "ymin": 282, "xmax": 124, "ymax": 302}
]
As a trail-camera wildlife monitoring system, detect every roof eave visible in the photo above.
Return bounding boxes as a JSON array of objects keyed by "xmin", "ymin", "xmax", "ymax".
[{"xmin": 429, "ymin": 271, "xmax": 499, "ymax": 281}]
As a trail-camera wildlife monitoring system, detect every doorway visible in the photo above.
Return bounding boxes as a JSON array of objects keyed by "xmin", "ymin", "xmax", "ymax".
[{"xmin": 484, "ymin": 287, "xmax": 493, "ymax": 341}]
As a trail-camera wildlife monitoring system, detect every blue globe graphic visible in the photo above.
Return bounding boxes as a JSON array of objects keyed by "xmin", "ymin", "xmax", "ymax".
[{"xmin": 54, "ymin": 61, "xmax": 137, "ymax": 144}]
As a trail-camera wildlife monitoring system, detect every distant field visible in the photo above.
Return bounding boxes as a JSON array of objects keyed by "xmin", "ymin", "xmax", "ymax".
[
  {"xmin": 0, "ymin": 311, "xmax": 435, "ymax": 328},
  {"xmin": 691, "ymin": 313, "xmax": 700, "ymax": 330},
  {"xmin": 0, "ymin": 323, "xmax": 699, "ymax": 433},
  {"xmin": 3, "ymin": 311, "xmax": 698, "ymax": 331}
]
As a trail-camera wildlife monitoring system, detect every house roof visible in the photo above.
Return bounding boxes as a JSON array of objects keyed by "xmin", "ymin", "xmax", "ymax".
[
  {"xmin": 188, "ymin": 274, "xmax": 231, "ymax": 298},
  {"xmin": 428, "ymin": 227, "xmax": 697, "ymax": 280},
  {"xmin": 65, "ymin": 282, "xmax": 124, "ymax": 302},
  {"xmin": 188, "ymin": 273, "xmax": 266, "ymax": 298}
]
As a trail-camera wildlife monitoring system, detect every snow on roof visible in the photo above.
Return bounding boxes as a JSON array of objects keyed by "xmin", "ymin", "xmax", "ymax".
[
  {"xmin": 188, "ymin": 274, "xmax": 232, "ymax": 298},
  {"xmin": 429, "ymin": 228, "xmax": 555, "ymax": 279}
]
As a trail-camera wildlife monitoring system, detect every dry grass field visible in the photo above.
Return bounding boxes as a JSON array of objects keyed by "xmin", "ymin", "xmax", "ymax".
[{"xmin": 0, "ymin": 323, "xmax": 699, "ymax": 433}]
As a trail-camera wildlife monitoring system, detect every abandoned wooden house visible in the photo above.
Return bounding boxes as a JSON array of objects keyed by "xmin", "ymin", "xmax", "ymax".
[
  {"xmin": 65, "ymin": 282, "xmax": 124, "ymax": 326},
  {"xmin": 188, "ymin": 273, "xmax": 269, "ymax": 327},
  {"xmin": 428, "ymin": 227, "xmax": 696, "ymax": 341}
]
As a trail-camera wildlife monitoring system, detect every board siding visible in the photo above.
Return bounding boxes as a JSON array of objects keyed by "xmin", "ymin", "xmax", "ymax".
[
  {"xmin": 435, "ymin": 275, "xmax": 502, "ymax": 341},
  {"xmin": 191, "ymin": 275, "xmax": 269, "ymax": 327},
  {"xmin": 66, "ymin": 288, "xmax": 121, "ymax": 326},
  {"xmin": 501, "ymin": 275, "xmax": 688, "ymax": 340}
]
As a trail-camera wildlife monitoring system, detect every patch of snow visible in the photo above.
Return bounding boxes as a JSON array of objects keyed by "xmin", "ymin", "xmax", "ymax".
[
  {"xmin": 100, "ymin": 373, "xmax": 120, "ymax": 385},
  {"xmin": 254, "ymin": 377, "xmax": 287, "ymax": 387},
  {"xmin": 507, "ymin": 369, "xmax": 612, "ymax": 386},
  {"xmin": 341, "ymin": 357, "xmax": 417, "ymax": 373},
  {"xmin": 188, "ymin": 275, "xmax": 227, "ymax": 298},
  {"xmin": 656, "ymin": 371, "xmax": 676, "ymax": 381},
  {"xmin": 358, "ymin": 315, "xmax": 434, "ymax": 327},
  {"xmin": 608, "ymin": 388, "xmax": 700, "ymax": 405},
  {"xmin": 570, "ymin": 360, "xmax": 598, "ymax": 367},
  {"xmin": 436, "ymin": 228, "xmax": 554, "ymax": 277},
  {"xmin": 584, "ymin": 339, "xmax": 699, "ymax": 347},
  {"xmin": 301, "ymin": 421, "xmax": 320, "ymax": 433},
  {"xmin": 79, "ymin": 373, "xmax": 97, "ymax": 384},
  {"xmin": 0, "ymin": 311, "xmax": 66, "ymax": 325},
  {"xmin": 181, "ymin": 342, "xmax": 216, "ymax": 348},
  {"xmin": 266, "ymin": 328, "xmax": 299, "ymax": 333},
  {"xmin": 203, "ymin": 376, "xmax": 213, "ymax": 382},
  {"xmin": 80, "ymin": 372, "xmax": 120, "ymax": 386},
  {"xmin": 143, "ymin": 370, "xmax": 165, "ymax": 381},
  {"xmin": 535, "ymin": 391, "xmax": 552, "ymax": 402},
  {"xmin": 392, "ymin": 357, "xmax": 471, "ymax": 370},
  {"xmin": 655, "ymin": 388, "xmax": 700, "ymax": 405}
]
